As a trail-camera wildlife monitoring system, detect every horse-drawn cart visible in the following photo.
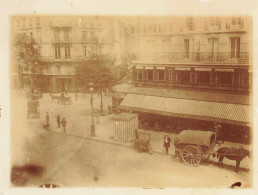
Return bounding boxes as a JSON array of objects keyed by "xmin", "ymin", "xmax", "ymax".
[
  {"xmin": 27, "ymin": 100, "xmax": 40, "ymax": 119},
  {"xmin": 59, "ymin": 96, "xmax": 72, "ymax": 104},
  {"xmin": 174, "ymin": 130, "xmax": 216, "ymax": 166},
  {"xmin": 50, "ymin": 93, "xmax": 72, "ymax": 104},
  {"xmin": 132, "ymin": 132, "xmax": 153, "ymax": 154}
]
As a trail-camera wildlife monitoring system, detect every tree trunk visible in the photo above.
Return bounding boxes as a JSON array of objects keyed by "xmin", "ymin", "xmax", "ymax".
[{"xmin": 100, "ymin": 90, "xmax": 103, "ymax": 114}]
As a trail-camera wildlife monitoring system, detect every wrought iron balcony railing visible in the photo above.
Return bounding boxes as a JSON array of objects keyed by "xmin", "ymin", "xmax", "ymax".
[{"xmin": 131, "ymin": 52, "xmax": 249, "ymax": 64}]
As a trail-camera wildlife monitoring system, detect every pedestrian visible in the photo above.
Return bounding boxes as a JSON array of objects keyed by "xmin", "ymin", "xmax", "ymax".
[
  {"xmin": 213, "ymin": 122, "xmax": 222, "ymax": 141},
  {"xmin": 163, "ymin": 135, "xmax": 171, "ymax": 155},
  {"xmin": 56, "ymin": 114, "xmax": 61, "ymax": 128},
  {"xmin": 46, "ymin": 112, "xmax": 49, "ymax": 127},
  {"xmin": 61, "ymin": 117, "xmax": 67, "ymax": 133}
]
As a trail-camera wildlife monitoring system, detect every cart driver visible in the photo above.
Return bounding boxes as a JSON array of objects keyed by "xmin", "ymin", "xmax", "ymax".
[{"xmin": 214, "ymin": 122, "xmax": 222, "ymax": 142}]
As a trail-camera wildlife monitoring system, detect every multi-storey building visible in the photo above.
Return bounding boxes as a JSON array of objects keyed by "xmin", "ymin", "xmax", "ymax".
[
  {"xmin": 112, "ymin": 16, "xmax": 252, "ymax": 144},
  {"xmin": 10, "ymin": 15, "xmax": 128, "ymax": 92}
]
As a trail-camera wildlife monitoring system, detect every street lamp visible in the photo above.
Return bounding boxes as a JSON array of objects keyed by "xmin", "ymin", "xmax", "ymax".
[{"xmin": 89, "ymin": 82, "xmax": 95, "ymax": 136}]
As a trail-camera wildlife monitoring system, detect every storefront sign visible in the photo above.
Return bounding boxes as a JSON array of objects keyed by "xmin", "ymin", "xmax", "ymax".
[
  {"xmin": 156, "ymin": 67, "xmax": 165, "ymax": 70},
  {"xmin": 215, "ymin": 69, "xmax": 234, "ymax": 72},
  {"xmin": 175, "ymin": 67, "xmax": 191, "ymax": 71},
  {"xmin": 195, "ymin": 68, "xmax": 211, "ymax": 71}
]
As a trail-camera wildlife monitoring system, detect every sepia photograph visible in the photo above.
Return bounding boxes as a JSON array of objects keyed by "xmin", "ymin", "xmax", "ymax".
[{"xmin": 8, "ymin": 14, "xmax": 253, "ymax": 188}]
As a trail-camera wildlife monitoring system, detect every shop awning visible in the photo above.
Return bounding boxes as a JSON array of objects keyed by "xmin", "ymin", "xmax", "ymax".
[{"xmin": 119, "ymin": 94, "xmax": 251, "ymax": 126}]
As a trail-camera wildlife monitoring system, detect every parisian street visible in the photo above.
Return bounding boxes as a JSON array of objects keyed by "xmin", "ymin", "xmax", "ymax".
[{"xmin": 10, "ymin": 92, "xmax": 251, "ymax": 188}]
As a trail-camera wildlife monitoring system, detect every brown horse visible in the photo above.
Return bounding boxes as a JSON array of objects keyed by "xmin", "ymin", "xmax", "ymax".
[{"xmin": 216, "ymin": 147, "xmax": 250, "ymax": 173}]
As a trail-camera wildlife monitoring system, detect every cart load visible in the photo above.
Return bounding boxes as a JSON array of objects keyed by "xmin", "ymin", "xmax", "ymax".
[{"xmin": 174, "ymin": 130, "xmax": 216, "ymax": 166}]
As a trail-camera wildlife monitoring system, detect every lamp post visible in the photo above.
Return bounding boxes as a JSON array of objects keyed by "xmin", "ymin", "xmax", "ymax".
[{"xmin": 89, "ymin": 82, "xmax": 95, "ymax": 136}]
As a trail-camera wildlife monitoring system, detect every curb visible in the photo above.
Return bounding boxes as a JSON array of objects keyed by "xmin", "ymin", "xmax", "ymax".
[{"xmin": 44, "ymin": 129, "xmax": 168, "ymax": 156}]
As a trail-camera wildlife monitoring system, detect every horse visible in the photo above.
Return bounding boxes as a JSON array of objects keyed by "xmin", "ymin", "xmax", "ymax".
[
  {"xmin": 49, "ymin": 94, "xmax": 61, "ymax": 104},
  {"xmin": 215, "ymin": 147, "xmax": 250, "ymax": 173}
]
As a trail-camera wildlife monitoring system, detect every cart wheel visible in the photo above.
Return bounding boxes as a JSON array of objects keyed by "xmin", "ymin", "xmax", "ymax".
[
  {"xmin": 202, "ymin": 153, "xmax": 210, "ymax": 161},
  {"xmin": 181, "ymin": 145, "xmax": 202, "ymax": 166}
]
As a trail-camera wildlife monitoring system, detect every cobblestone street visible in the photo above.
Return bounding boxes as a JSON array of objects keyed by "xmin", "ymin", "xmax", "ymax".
[{"xmin": 10, "ymin": 92, "xmax": 252, "ymax": 188}]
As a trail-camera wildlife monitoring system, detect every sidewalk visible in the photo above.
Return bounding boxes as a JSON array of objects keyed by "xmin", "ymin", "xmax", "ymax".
[{"xmin": 46, "ymin": 112, "xmax": 251, "ymax": 171}]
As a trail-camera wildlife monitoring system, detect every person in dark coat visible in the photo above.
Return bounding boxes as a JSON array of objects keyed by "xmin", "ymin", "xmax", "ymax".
[
  {"xmin": 214, "ymin": 122, "xmax": 222, "ymax": 141},
  {"xmin": 56, "ymin": 114, "xmax": 61, "ymax": 128},
  {"xmin": 46, "ymin": 112, "xmax": 49, "ymax": 127},
  {"xmin": 61, "ymin": 117, "xmax": 67, "ymax": 133},
  {"xmin": 163, "ymin": 135, "xmax": 171, "ymax": 154}
]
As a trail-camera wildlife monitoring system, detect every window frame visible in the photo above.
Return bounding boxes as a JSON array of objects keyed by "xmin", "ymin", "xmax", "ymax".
[
  {"xmin": 65, "ymin": 45, "xmax": 71, "ymax": 59},
  {"xmin": 55, "ymin": 45, "xmax": 61, "ymax": 59}
]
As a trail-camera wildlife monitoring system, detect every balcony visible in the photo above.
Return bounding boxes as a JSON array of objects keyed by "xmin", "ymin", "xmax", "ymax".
[
  {"xmin": 131, "ymin": 52, "xmax": 249, "ymax": 65},
  {"xmin": 81, "ymin": 37, "xmax": 99, "ymax": 43}
]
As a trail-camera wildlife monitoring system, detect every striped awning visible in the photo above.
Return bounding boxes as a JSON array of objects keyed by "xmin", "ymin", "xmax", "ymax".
[{"xmin": 120, "ymin": 94, "xmax": 250, "ymax": 126}]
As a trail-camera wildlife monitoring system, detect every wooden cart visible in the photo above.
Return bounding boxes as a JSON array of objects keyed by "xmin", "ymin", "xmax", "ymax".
[
  {"xmin": 27, "ymin": 100, "xmax": 40, "ymax": 119},
  {"xmin": 174, "ymin": 130, "xmax": 216, "ymax": 166},
  {"xmin": 132, "ymin": 132, "xmax": 153, "ymax": 154}
]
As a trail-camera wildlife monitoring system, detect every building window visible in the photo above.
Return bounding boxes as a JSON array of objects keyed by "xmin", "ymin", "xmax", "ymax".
[
  {"xmin": 209, "ymin": 17, "xmax": 221, "ymax": 29},
  {"xmin": 208, "ymin": 38, "xmax": 219, "ymax": 58},
  {"xmin": 64, "ymin": 30, "xmax": 70, "ymax": 42},
  {"xmin": 232, "ymin": 17, "xmax": 236, "ymax": 25},
  {"xmin": 237, "ymin": 17, "xmax": 244, "ymax": 27},
  {"xmin": 90, "ymin": 45, "xmax": 94, "ymax": 54},
  {"xmin": 186, "ymin": 17, "xmax": 194, "ymax": 31},
  {"xmin": 83, "ymin": 46, "xmax": 87, "ymax": 57},
  {"xmin": 56, "ymin": 65, "xmax": 61, "ymax": 73},
  {"xmin": 82, "ymin": 31, "xmax": 87, "ymax": 41},
  {"xmin": 147, "ymin": 69, "xmax": 153, "ymax": 80},
  {"xmin": 98, "ymin": 45, "xmax": 102, "ymax": 55},
  {"xmin": 144, "ymin": 24, "xmax": 156, "ymax": 34},
  {"xmin": 184, "ymin": 39, "xmax": 190, "ymax": 58},
  {"xmin": 231, "ymin": 17, "xmax": 244, "ymax": 28},
  {"xmin": 90, "ymin": 32, "xmax": 95, "ymax": 40},
  {"xmin": 157, "ymin": 69, "xmax": 165, "ymax": 81},
  {"xmin": 53, "ymin": 29, "xmax": 60, "ymax": 42},
  {"xmin": 159, "ymin": 23, "xmax": 172, "ymax": 33},
  {"xmin": 230, "ymin": 37, "xmax": 240, "ymax": 58},
  {"xmin": 55, "ymin": 46, "xmax": 61, "ymax": 59},
  {"xmin": 65, "ymin": 46, "xmax": 70, "ymax": 59}
]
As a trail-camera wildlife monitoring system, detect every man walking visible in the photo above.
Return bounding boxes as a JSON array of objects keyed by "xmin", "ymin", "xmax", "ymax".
[
  {"xmin": 163, "ymin": 135, "xmax": 171, "ymax": 155},
  {"xmin": 46, "ymin": 112, "xmax": 49, "ymax": 127},
  {"xmin": 61, "ymin": 117, "xmax": 67, "ymax": 133},
  {"xmin": 56, "ymin": 114, "xmax": 61, "ymax": 128}
]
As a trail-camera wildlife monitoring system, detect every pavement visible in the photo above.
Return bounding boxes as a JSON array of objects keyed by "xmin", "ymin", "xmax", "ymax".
[
  {"xmin": 33, "ymin": 92, "xmax": 252, "ymax": 172},
  {"xmin": 12, "ymin": 91, "xmax": 252, "ymax": 172}
]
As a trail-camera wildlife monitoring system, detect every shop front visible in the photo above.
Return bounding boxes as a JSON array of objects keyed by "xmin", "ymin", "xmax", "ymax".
[{"xmin": 119, "ymin": 93, "xmax": 251, "ymax": 144}]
